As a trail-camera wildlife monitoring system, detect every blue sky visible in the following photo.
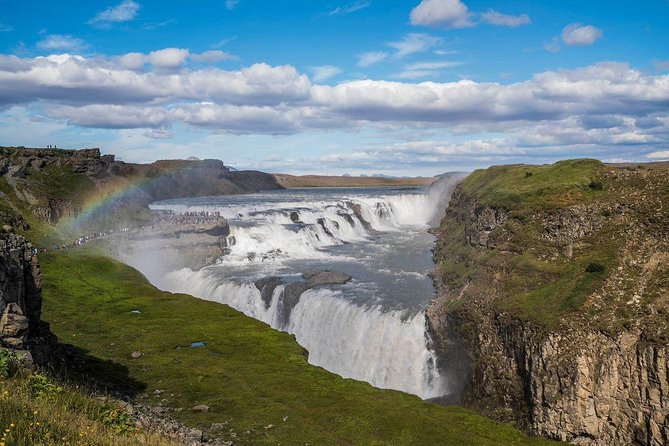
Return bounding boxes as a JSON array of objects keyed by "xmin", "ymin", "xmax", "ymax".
[{"xmin": 0, "ymin": 0, "xmax": 668, "ymax": 175}]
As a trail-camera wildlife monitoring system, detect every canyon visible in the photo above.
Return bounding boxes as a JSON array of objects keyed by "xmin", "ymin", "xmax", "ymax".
[{"xmin": 1, "ymin": 148, "xmax": 668, "ymax": 445}]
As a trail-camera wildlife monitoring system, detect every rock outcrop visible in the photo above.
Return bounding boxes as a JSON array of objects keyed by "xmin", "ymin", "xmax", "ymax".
[
  {"xmin": 115, "ymin": 220, "xmax": 232, "ymax": 272},
  {"xmin": 0, "ymin": 147, "xmax": 117, "ymax": 180},
  {"xmin": 255, "ymin": 270, "xmax": 352, "ymax": 327},
  {"xmin": 0, "ymin": 146, "xmax": 283, "ymax": 229},
  {"xmin": 429, "ymin": 161, "xmax": 669, "ymax": 445},
  {"xmin": 0, "ymin": 232, "xmax": 55, "ymax": 363}
]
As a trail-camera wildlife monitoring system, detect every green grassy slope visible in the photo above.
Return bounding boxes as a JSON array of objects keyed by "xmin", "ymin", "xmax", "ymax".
[
  {"xmin": 0, "ymin": 364, "xmax": 181, "ymax": 446},
  {"xmin": 458, "ymin": 159, "xmax": 605, "ymax": 212},
  {"xmin": 40, "ymin": 251, "xmax": 559, "ymax": 446},
  {"xmin": 434, "ymin": 159, "xmax": 669, "ymax": 331}
]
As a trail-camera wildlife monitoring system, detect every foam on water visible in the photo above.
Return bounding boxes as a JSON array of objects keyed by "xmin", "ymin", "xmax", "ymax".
[
  {"xmin": 159, "ymin": 269, "xmax": 446, "ymax": 399},
  {"xmin": 145, "ymin": 178, "xmax": 463, "ymax": 399}
]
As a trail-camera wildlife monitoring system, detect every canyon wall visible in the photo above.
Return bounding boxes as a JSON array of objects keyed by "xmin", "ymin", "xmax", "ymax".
[
  {"xmin": 0, "ymin": 146, "xmax": 283, "ymax": 228},
  {"xmin": 429, "ymin": 161, "xmax": 669, "ymax": 445}
]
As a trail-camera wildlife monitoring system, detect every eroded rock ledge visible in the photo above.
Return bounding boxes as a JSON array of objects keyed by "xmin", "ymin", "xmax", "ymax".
[{"xmin": 115, "ymin": 220, "xmax": 232, "ymax": 272}]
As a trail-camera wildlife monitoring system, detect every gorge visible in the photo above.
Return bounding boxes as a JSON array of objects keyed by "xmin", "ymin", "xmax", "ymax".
[
  {"xmin": 121, "ymin": 183, "xmax": 462, "ymax": 399},
  {"xmin": 1, "ymin": 147, "xmax": 668, "ymax": 446}
]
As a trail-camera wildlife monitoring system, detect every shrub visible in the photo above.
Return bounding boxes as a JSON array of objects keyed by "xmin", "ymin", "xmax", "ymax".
[
  {"xmin": 30, "ymin": 374, "xmax": 63, "ymax": 398},
  {"xmin": 585, "ymin": 262, "xmax": 606, "ymax": 273},
  {"xmin": 0, "ymin": 349, "xmax": 19, "ymax": 378},
  {"xmin": 589, "ymin": 180, "xmax": 604, "ymax": 191},
  {"xmin": 524, "ymin": 171, "xmax": 533, "ymax": 178},
  {"xmin": 102, "ymin": 407, "xmax": 136, "ymax": 433}
]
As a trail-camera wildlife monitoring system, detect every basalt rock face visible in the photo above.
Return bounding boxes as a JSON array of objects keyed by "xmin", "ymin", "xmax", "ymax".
[
  {"xmin": 0, "ymin": 147, "xmax": 117, "ymax": 179},
  {"xmin": 429, "ymin": 161, "xmax": 669, "ymax": 445},
  {"xmin": 0, "ymin": 233, "xmax": 55, "ymax": 363},
  {"xmin": 255, "ymin": 271, "xmax": 352, "ymax": 328}
]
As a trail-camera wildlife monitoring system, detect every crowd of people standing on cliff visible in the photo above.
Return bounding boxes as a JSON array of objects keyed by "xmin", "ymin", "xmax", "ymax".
[
  {"xmin": 150, "ymin": 210, "xmax": 222, "ymax": 228},
  {"xmin": 35, "ymin": 210, "xmax": 223, "ymax": 254},
  {"xmin": 34, "ymin": 228, "xmax": 132, "ymax": 254}
]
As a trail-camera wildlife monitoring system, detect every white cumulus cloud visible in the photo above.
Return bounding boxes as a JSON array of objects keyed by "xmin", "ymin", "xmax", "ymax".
[
  {"xmin": 561, "ymin": 23, "xmax": 603, "ymax": 46},
  {"xmin": 147, "ymin": 48, "xmax": 189, "ymax": 70},
  {"xmin": 190, "ymin": 50, "xmax": 236, "ymax": 63},
  {"xmin": 89, "ymin": 0, "xmax": 140, "ymax": 26},
  {"xmin": 410, "ymin": 0, "xmax": 474, "ymax": 29},
  {"xmin": 646, "ymin": 150, "xmax": 669, "ymax": 160}
]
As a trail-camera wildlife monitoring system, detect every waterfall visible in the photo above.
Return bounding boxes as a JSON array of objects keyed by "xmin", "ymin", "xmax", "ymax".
[
  {"xmin": 159, "ymin": 268, "xmax": 447, "ymax": 399},
  {"xmin": 142, "ymin": 178, "xmax": 463, "ymax": 399}
]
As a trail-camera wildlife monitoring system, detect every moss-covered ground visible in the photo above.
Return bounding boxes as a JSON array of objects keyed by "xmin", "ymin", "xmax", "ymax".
[
  {"xmin": 434, "ymin": 159, "xmax": 669, "ymax": 332},
  {"xmin": 40, "ymin": 250, "xmax": 559, "ymax": 446}
]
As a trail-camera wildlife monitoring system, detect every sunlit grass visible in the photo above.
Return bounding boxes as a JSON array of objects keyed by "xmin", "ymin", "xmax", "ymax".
[
  {"xmin": 0, "ymin": 364, "xmax": 180, "ymax": 446},
  {"xmin": 38, "ymin": 250, "xmax": 560, "ymax": 445}
]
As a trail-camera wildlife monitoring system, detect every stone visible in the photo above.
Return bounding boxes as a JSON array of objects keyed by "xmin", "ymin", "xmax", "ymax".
[
  {"xmin": 185, "ymin": 429, "xmax": 203, "ymax": 442},
  {"xmin": 0, "ymin": 233, "xmax": 55, "ymax": 363},
  {"xmin": 191, "ymin": 404, "xmax": 209, "ymax": 413},
  {"xmin": 0, "ymin": 303, "xmax": 29, "ymax": 348},
  {"xmin": 269, "ymin": 270, "xmax": 352, "ymax": 328},
  {"xmin": 131, "ymin": 351, "xmax": 143, "ymax": 359}
]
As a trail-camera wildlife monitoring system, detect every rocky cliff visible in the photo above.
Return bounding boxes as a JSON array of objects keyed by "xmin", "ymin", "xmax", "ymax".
[
  {"xmin": 114, "ymin": 219, "xmax": 232, "ymax": 274},
  {"xmin": 0, "ymin": 146, "xmax": 283, "ymax": 234},
  {"xmin": 429, "ymin": 160, "xmax": 669, "ymax": 445},
  {"xmin": 0, "ymin": 232, "xmax": 55, "ymax": 363}
]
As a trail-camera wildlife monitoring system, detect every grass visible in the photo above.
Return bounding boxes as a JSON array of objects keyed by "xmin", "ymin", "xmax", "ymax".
[
  {"xmin": 39, "ymin": 250, "xmax": 559, "ymax": 446},
  {"xmin": 0, "ymin": 177, "xmax": 63, "ymax": 246},
  {"xmin": 26, "ymin": 165, "xmax": 95, "ymax": 204},
  {"xmin": 0, "ymin": 357, "xmax": 181, "ymax": 446},
  {"xmin": 459, "ymin": 159, "xmax": 606, "ymax": 213},
  {"xmin": 434, "ymin": 159, "xmax": 626, "ymax": 329},
  {"xmin": 495, "ymin": 242, "xmax": 618, "ymax": 327}
]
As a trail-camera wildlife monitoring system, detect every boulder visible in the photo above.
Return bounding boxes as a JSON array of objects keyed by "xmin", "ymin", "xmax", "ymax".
[{"xmin": 0, "ymin": 233, "xmax": 56, "ymax": 362}]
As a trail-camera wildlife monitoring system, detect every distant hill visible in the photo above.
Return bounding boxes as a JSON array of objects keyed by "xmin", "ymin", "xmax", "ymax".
[
  {"xmin": 435, "ymin": 171, "xmax": 470, "ymax": 179},
  {"xmin": 273, "ymin": 173, "xmax": 436, "ymax": 188}
]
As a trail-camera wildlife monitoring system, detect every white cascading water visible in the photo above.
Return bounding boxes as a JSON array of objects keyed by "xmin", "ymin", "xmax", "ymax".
[
  {"xmin": 146, "ymin": 178, "xmax": 463, "ymax": 400},
  {"xmin": 159, "ymin": 271, "xmax": 444, "ymax": 398}
]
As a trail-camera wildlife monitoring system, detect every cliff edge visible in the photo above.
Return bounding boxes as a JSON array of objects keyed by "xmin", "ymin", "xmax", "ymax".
[
  {"xmin": 0, "ymin": 146, "xmax": 283, "ymax": 232},
  {"xmin": 429, "ymin": 160, "xmax": 669, "ymax": 445}
]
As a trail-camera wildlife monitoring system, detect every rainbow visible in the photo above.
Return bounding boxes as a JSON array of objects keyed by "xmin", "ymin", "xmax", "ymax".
[{"xmin": 56, "ymin": 174, "xmax": 161, "ymax": 232}]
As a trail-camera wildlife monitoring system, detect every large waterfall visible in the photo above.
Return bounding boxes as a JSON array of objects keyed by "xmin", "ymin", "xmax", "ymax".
[{"xmin": 143, "ymin": 179, "xmax": 460, "ymax": 399}]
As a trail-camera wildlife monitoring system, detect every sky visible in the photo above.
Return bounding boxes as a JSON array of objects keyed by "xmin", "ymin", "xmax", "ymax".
[{"xmin": 0, "ymin": 0, "xmax": 668, "ymax": 176}]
